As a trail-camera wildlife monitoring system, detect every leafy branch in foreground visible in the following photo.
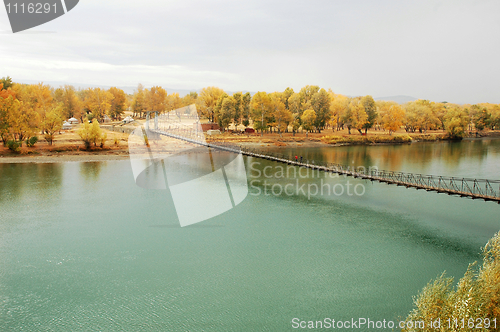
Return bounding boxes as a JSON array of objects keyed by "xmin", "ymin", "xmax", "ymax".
[{"xmin": 403, "ymin": 232, "xmax": 500, "ymax": 331}]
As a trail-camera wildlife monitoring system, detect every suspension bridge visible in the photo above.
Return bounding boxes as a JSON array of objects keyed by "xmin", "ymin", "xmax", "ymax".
[{"xmin": 140, "ymin": 112, "xmax": 500, "ymax": 204}]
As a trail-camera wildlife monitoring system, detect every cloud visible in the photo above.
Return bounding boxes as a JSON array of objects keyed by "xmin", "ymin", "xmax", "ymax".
[{"xmin": 1, "ymin": 0, "xmax": 500, "ymax": 103}]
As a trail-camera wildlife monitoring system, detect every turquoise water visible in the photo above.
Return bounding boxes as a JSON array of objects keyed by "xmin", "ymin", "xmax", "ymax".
[{"xmin": 0, "ymin": 139, "xmax": 499, "ymax": 331}]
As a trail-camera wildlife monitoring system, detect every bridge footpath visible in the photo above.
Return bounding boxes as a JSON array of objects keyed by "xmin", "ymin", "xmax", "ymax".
[{"xmin": 148, "ymin": 128, "xmax": 500, "ymax": 204}]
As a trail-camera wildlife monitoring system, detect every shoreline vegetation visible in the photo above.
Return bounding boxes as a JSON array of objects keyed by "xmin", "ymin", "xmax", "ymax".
[
  {"xmin": 1, "ymin": 127, "xmax": 500, "ymax": 164},
  {"xmin": 2, "ymin": 76, "xmax": 500, "ymax": 163}
]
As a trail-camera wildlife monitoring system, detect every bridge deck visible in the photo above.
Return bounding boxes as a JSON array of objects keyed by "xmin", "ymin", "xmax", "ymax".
[{"xmin": 149, "ymin": 128, "xmax": 500, "ymax": 204}]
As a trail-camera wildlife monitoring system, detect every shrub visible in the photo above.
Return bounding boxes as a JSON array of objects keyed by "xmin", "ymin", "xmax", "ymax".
[
  {"xmin": 6, "ymin": 139, "xmax": 21, "ymax": 153},
  {"xmin": 403, "ymin": 232, "xmax": 500, "ymax": 331},
  {"xmin": 26, "ymin": 136, "xmax": 38, "ymax": 147}
]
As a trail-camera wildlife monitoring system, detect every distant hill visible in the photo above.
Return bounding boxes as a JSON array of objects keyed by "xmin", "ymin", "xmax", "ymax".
[{"xmin": 374, "ymin": 95, "xmax": 417, "ymax": 104}]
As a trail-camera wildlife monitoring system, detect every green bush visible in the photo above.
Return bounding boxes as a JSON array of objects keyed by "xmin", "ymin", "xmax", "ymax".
[
  {"xmin": 25, "ymin": 136, "xmax": 38, "ymax": 147},
  {"xmin": 6, "ymin": 139, "xmax": 21, "ymax": 153}
]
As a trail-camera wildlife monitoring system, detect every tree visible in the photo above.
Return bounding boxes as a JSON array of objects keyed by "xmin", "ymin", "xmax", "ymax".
[
  {"xmin": 132, "ymin": 84, "xmax": 146, "ymax": 118},
  {"xmin": 53, "ymin": 85, "xmax": 82, "ymax": 120},
  {"xmin": 404, "ymin": 100, "xmax": 439, "ymax": 133},
  {"xmin": 0, "ymin": 76, "xmax": 13, "ymax": 90},
  {"xmin": 232, "ymin": 92, "xmax": 242, "ymax": 127},
  {"xmin": 298, "ymin": 85, "xmax": 320, "ymax": 105},
  {"xmin": 145, "ymin": 86, "xmax": 167, "ymax": 114},
  {"xmin": 108, "ymin": 87, "xmax": 127, "ymax": 120},
  {"xmin": 473, "ymin": 107, "xmax": 490, "ymax": 131},
  {"xmin": 250, "ymin": 92, "xmax": 271, "ymax": 136},
  {"xmin": 42, "ymin": 106, "xmax": 63, "ymax": 145},
  {"xmin": 198, "ymin": 86, "xmax": 225, "ymax": 123},
  {"xmin": 382, "ymin": 104, "xmax": 405, "ymax": 135},
  {"xmin": 78, "ymin": 119, "xmax": 106, "ymax": 148},
  {"xmin": 8, "ymin": 99, "xmax": 39, "ymax": 143},
  {"xmin": 444, "ymin": 107, "xmax": 469, "ymax": 138},
  {"xmin": 0, "ymin": 95, "xmax": 16, "ymax": 145},
  {"xmin": 218, "ymin": 96, "xmax": 235, "ymax": 131},
  {"xmin": 360, "ymin": 95, "xmax": 377, "ymax": 134},
  {"xmin": 403, "ymin": 232, "xmax": 500, "ymax": 331},
  {"xmin": 300, "ymin": 109, "xmax": 316, "ymax": 137},
  {"xmin": 241, "ymin": 92, "xmax": 251, "ymax": 127},
  {"xmin": 82, "ymin": 88, "xmax": 113, "ymax": 121},
  {"xmin": 311, "ymin": 88, "xmax": 331, "ymax": 132},
  {"xmin": 288, "ymin": 92, "xmax": 303, "ymax": 134},
  {"xmin": 342, "ymin": 99, "xmax": 367, "ymax": 134},
  {"xmin": 0, "ymin": 83, "xmax": 16, "ymax": 100},
  {"xmin": 270, "ymin": 94, "xmax": 292, "ymax": 137},
  {"xmin": 329, "ymin": 92, "xmax": 349, "ymax": 131},
  {"xmin": 181, "ymin": 91, "xmax": 198, "ymax": 109}
]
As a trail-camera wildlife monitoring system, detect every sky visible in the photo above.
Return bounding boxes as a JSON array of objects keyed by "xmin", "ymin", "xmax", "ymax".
[{"xmin": 1, "ymin": 0, "xmax": 499, "ymax": 104}]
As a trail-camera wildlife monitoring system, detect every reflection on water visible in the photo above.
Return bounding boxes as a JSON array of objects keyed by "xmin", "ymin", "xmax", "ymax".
[
  {"xmin": 0, "ymin": 163, "xmax": 63, "ymax": 201},
  {"xmin": 79, "ymin": 162, "xmax": 103, "ymax": 181},
  {"xmin": 264, "ymin": 138, "xmax": 500, "ymax": 179}
]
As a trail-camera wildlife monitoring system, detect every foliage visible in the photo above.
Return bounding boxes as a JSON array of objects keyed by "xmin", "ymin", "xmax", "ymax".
[
  {"xmin": 360, "ymin": 95, "xmax": 377, "ymax": 133},
  {"xmin": 321, "ymin": 134, "xmax": 412, "ymax": 144},
  {"xmin": 444, "ymin": 107, "xmax": 469, "ymax": 139},
  {"xmin": 53, "ymin": 85, "xmax": 82, "ymax": 119},
  {"xmin": 25, "ymin": 136, "xmax": 38, "ymax": 147},
  {"xmin": 42, "ymin": 107, "xmax": 64, "ymax": 145},
  {"xmin": 251, "ymin": 92, "xmax": 272, "ymax": 136},
  {"xmin": 108, "ymin": 87, "xmax": 127, "ymax": 120},
  {"xmin": 198, "ymin": 86, "xmax": 225, "ymax": 123},
  {"xmin": 382, "ymin": 104, "xmax": 406, "ymax": 135},
  {"xmin": 311, "ymin": 88, "xmax": 331, "ymax": 132},
  {"xmin": 81, "ymin": 88, "xmax": 113, "ymax": 121},
  {"xmin": 78, "ymin": 119, "xmax": 106, "ymax": 149},
  {"xmin": 301, "ymin": 109, "xmax": 317, "ymax": 137},
  {"xmin": 7, "ymin": 139, "xmax": 21, "ymax": 153},
  {"xmin": 403, "ymin": 231, "xmax": 500, "ymax": 332}
]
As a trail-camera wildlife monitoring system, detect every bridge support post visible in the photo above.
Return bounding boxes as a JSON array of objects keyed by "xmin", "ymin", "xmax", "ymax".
[
  {"xmin": 154, "ymin": 112, "xmax": 158, "ymax": 130},
  {"xmin": 145, "ymin": 112, "xmax": 150, "ymax": 130}
]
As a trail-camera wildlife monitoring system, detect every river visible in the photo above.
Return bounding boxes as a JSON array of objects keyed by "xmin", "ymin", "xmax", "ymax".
[{"xmin": 0, "ymin": 138, "xmax": 499, "ymax": 331}]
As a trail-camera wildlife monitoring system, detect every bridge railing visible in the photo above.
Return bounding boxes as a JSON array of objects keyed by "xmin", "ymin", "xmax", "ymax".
[
  {"xmin": 147, "ymin": 130, "xmax": 500, "ymax": 200},
  {"xmin": 233, "ymin": 144, "xmax": 500, "ymax": 200}
]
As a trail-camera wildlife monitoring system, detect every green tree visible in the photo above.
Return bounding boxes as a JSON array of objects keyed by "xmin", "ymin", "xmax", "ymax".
[
  {"xmin": 311, "ymin": 88, "xmax": 331, "ymax": 133},
  {"xmin": 218, "ymin": 96, "xmax": 235, "ymax": 131},
  {"xmin": 444, "ymin": 107, "xmax": 469, "ymax": 138},
  {"xmin": 474, "ymin": 107, "xmax": 490, "ymax": 131},
  {"xmin": 0, "ymin": 76, "xmax": 13, "ymax": 90},
  {"xmin": 241, "ymin": 92, "xmax": 251, "ymax": 127},
  {"xmin": 300, "ymin": 109, "xmax": 317, "ymax": 137},
  {"xmin": 360, "ymin": 95, "xmax": 377, "ymax": 134}
]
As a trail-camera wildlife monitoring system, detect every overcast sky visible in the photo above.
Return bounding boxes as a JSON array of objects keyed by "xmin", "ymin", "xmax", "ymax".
[{"xmin": 1, "ymin": 0, "xmax": 499, "ymax": 103}]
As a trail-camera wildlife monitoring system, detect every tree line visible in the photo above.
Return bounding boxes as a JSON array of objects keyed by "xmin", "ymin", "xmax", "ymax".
[{"xmin": 2, "ymin": 77, "xmax": 500, "ymax": 148}]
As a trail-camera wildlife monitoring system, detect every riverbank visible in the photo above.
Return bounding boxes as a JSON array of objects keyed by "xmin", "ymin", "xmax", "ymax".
[{"xmin": 1, "ymin": 127, "xmax": 499, "ymax": 163}]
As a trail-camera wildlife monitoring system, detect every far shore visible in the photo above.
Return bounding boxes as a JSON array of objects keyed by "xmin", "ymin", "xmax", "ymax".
[{"xmin": 1, "ymin": 127, "xmax": 499, "ymax": 164}]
